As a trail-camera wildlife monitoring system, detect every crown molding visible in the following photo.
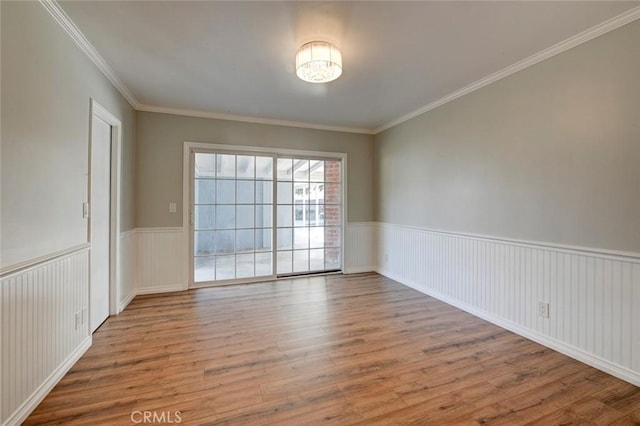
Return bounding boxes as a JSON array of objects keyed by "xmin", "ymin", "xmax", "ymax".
[
  {"xmin": 374, "ymin": 5, "xmax": 640, "ymax": 134},
  {"xmin": 39, "ymin": 0, "xmax": 373, "ymax": 135},
  {"xmin": 137, "ymin": 104, "xmax": 376, "ymax": 135},
  {"xmin": 39, "ymin": 0, "xmax": 640, "ymax": 136},
  {"xmin": 39, "ymin": 0, "xmax": 140, "ymax": 108}
]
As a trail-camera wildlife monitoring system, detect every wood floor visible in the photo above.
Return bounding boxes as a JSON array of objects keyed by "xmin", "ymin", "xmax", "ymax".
[{"xmin": 27, "ymin": 273, "xmax": 640, "ymax": 425}]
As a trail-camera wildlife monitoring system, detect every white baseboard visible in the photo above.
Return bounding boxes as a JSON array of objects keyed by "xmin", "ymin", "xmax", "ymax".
[
  {"xmin": 3, "ymin": 336, "xmax": 92, "ymax": 426},
  {"xmin": 377, "ymin": 266, "xmax": 640, "ymax": 388},
  {"xmin": 135, "ymin": 284, "xmax": 187, "ymax": 295},
  {"xmin": 118, "ymin": 290, "xmax": 136, "ymax": 312},
  {"xmin": 343, "ymin": 266, "xmax": 377, "ymax": 274},
  {"xmin": 117, "ymin": 285, "xmax": 185, "ymax": 311}
]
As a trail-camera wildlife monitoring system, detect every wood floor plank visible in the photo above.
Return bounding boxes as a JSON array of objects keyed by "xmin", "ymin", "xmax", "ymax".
[
  {"xmin": 608, "ymin": 406, "xmax": 640, "ymax": 425},
  {"xmin": 593, "ymin": 381, "xmax": 640, "ymax": 415},
  {"xmin": 472, "ymin": 368, "xmax": 621, "ymax": 425},
  {"xmin": 525, "ymin": 396, "xmax": 626, "ymax": 425},
  {"xmin": 25, "ymin": 273, "xmax": 640, "ymax": 425}
]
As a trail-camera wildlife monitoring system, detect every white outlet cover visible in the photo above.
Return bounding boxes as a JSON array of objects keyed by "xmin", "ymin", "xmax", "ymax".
[{"xmin": 538, "ymin": 301, "xmax": 550, "ymax": 318}]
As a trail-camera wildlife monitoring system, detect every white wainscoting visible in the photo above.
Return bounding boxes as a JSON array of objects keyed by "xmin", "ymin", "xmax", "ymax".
[
  {"xmin": 1, "ymin": 246, "xmax": 92, "ymax": 426},
  {"xmin": 131, "ymin": 224, "xmax": 376, "ymax": 291},
  {"xmin": 118, "ymin": 230, "xmax": 136, "ymax": 311},
  {"xmin": 135, "ymin": 227, "xmax": 186, "ymax": 294},
  {"xmin": 376, "ymin": 222, "xmax": 640, "ymax": 386},
  {"xmin": 344, "ymin": 222, "xmax": 377, "ymax": 274}
]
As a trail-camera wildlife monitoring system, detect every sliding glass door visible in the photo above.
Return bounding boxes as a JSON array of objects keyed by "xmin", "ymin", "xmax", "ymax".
[
  {"xmin": 276, "ymin": 158, "xmax": 342, "ymax": 275},
  {"xmin": 192, "ymin": 149, "xmax": 342, "ymax": 286}
]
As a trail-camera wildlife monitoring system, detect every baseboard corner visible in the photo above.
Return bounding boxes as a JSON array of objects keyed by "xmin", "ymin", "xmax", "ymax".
[{"xmin": 118, "ymin": 290, "xmax": 136, "ymax": 312}]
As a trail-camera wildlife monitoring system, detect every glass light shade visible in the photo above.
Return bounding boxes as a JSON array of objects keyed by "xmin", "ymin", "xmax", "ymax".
[{"xmin": 295, "ymin": 41, "xmax": 342, "ymax": 83}]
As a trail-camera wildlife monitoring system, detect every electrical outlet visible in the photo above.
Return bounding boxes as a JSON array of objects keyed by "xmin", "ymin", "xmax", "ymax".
[
  {"xmin": 82, "ymin": 202, "xmax": 90, "ymax": 218},
  {"xmin": 538, "ymin": 301, "xmax": 550, "ymax": 318},
  {"xmin": 74, "ymin": 313, "xmax": 80, "ymax": 330},
  {"xmin": 169, "ymin": 202, "xmax": 177, "ymax": 213}
]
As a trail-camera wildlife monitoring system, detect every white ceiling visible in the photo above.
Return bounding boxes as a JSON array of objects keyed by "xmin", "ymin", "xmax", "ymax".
[{"xmin": 58, "ymin": 1, "xmax": 639, "ymax": 133}]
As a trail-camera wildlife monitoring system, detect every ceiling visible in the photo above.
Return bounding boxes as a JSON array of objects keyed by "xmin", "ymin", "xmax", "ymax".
[{"xmin": 58, "ymin": 1, "xmax": 639, "ymax": 133}]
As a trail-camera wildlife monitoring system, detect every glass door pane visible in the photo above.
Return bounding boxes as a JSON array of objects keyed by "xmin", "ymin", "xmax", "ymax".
[
  {"xmin": 193, "ymin": 152, "xmax": 274, "ymax": 283},
  {"xmin": 276, "ymin": 157, "xmax": 342, "ymax": 275}
]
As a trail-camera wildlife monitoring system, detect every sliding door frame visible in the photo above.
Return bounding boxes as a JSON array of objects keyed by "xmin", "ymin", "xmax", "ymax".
[{"xmin": 182, "ymin": 141, "xmax": 347, "ymax": 289}]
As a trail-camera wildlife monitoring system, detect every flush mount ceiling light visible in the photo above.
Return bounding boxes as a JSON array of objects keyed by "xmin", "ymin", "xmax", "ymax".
[{"xmin": 295, "ymin": 41, "xmax": 342, "ymax": 83}]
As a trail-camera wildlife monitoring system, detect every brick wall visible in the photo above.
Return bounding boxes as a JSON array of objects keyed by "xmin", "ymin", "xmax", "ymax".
[{"xmin": 325, "ymin": 161, "xmax": 341, "ymax": 268}]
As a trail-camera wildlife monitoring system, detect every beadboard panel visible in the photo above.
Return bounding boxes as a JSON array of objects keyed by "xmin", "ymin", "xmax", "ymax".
[
  {"xmin": 118, "ymin": 230, "xmax": 136, "ymax": 311},
  {"xmin": 376, "ymin": 222, "xmax": 640, "ymax": 386},
  {"xmin": 1, "ymin": 247, "xmax": 91, "ymax": 425},
  {"xmin": 344, "ymin": 222, "xmax": 377, "ymax": 273},
  {"xmin": 135, "ymin": 228, "xmax": 186, "ymax": 293}
]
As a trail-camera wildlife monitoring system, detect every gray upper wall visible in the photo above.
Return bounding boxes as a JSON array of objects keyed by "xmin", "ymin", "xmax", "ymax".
[
  {"xmin": 3, "ymin": 0, "xmax": 636, "ymax": 265},
  {"xmin": 1, "ymin": 2, "xmax": 136, "ymax": 268},
  {"xmin": 135, "ymin": 112, "xmax": 374, "ymax": 228},
  {"xmin": 374, "ymin": 20, "xmax": 640, "ymax": 253}
]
